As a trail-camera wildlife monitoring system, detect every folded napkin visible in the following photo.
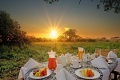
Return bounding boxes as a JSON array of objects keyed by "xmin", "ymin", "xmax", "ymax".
[
  {"xmin": 114, "ymin": 58, "xmax": 120, "ymax": 72},
  {"xmin": 59, "ymin": 54, "xmax": 67, "ymax": 66},
  {"xmin": 56, "ymin": 68, "xmax": 76, "ymax": 80},
  {"xmin": 54, "ymin": 64, "xmax": 63, "ymax": 73},
  {"xmin": 82, "ymin": 54, "xmax": 88, "ymax": 62},
  {"xmin": 65, "ymin": 52, "xmax": 72, "ymax": 64},
  {"xmin": 18, "ymin": 58, "xmax": 39, "ymax": 79},
  {"xmin": 107, "ymin": 51, "xmax": 118, "ymax": 59},
  {"xmin": 91, "ymin": 54, "xmax": 95, "ymax": 60},
  {"xmin": 91, "ymin": 56, "xmax": 108, "ymax": 68}
]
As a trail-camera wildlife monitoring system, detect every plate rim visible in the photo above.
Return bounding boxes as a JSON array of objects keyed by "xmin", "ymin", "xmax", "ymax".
[
  {"xmin": 70, "ymin": 64, "xmax": 82, "ymax": 69},
  {"xmin": 75, "ymin": 68, "xmax": 100, "ymax": 79},
  {"xmin": 29, "ymin": 69, "xmax": 52, "ymax": 79}
]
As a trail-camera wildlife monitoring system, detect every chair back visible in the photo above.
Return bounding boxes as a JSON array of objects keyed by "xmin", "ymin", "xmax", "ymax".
[{"xmin": 94, "ymin": 48, "xmax": 118, "ymax": 57}]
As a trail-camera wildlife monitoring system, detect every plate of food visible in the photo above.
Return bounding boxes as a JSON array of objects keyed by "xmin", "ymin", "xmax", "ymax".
[
  {"xmin": 29, "ymin": 67, "xmax": 52, "ymax": 79},
  {"xmin": 75, "ymin": 68, "xmax": 100, "ymax": 79}
]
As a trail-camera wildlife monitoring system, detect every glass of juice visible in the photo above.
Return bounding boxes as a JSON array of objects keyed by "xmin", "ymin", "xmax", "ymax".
[
  {"xmin": 48, "ymin": 50, "xmax": 57, "ymax": 71},
  {"xmin": 78, "ymin": 51, "xmax": 83, "ymax": 60},
  {"xmin": 48, "ymin": 57, "xmax": 57, "ymax": 70},
  {"xmin": 78, "ymin": 47, "xmax": 84, "ymax": 60}
]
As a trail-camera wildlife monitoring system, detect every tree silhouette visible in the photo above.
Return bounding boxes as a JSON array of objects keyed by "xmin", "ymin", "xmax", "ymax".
[
  {"xmin": 44, "ymin": 0, "xmax": 120, "ymax": 13},
  {"xmin": 63, "ymin": 29, "xmax": 77, "ymax": 41},
  {"xmin": 0, "ymin": 10, "xmax": 30, "ymax": 46},
  {"xmin": 96, "ymin": 0, "xmax": 120, "ymax": 13}
]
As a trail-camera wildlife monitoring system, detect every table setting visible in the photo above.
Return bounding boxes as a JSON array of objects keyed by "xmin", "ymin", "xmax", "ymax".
[{"xmin": 18, "ymin": 48, "xmax": 119, "ymax": 80}]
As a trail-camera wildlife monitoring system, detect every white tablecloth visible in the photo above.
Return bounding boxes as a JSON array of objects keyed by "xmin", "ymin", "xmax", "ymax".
[
  {"xmin": 100, "ymin": 68, "xmax": 110, "ymax": 80},
  {"xmin": 18, "ymin": 58, "xmax": 119, "ymax": 80}
]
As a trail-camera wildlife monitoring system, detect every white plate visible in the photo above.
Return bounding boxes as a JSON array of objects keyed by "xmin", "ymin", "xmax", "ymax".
[
  {"xmin": 70, "ymin": 65, "xmax": 82, "ymax": 69},
  {"xmin": 29, "ymin": 69, "xmax": 52, "ymax": 79},
  {"xmin": 75, "ymin": 69, "xmax": 100, "ymax": 79}
]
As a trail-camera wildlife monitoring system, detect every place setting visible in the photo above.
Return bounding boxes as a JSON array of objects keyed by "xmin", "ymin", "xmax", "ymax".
[
  {"xmin": 62, "ymin": 47, "xmax": 103, "ymax": 80},
  {"xmin": 24, "ymin": 50, "xmax": 57, "ymax": 80},
  {"xmin": 70, "ymin": 60, "xmax": 82, "ymax": 69},
  {"xmin": 21, "ymin": 49, "xmax": 118, "ymax": 80},
  {"xmin": 28, "ymin": 67, "xmax": 52, "ymax": 80},
  {"xmin": 75, "ymin": 67, "xmax": 101, "ymax": 80}
]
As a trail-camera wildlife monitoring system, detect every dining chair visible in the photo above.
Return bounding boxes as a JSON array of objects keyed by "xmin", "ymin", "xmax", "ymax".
[
  {"xmin": 94, "ymin": 48, "xmax": 120, "ymax": 80},
  {"xmin": 94, "ymin": 48, "xmax": 101, "ymax": 57},
  {"xmin": 111, "ymin": 71, "xmax": 120, "ymax": 80},
  {"xmin": 94, "ymin": 48, "xmax": 118, "ymax": 57}
]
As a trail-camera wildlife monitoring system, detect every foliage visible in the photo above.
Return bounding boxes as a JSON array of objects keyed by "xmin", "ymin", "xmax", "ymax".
[
  {"xmin": 57, "ymin": 28, "xmax": 82, "ymax": 42},
  {"xmin": 0, "ymin": 10, "xmax": 31, "ymax": 46},
  {"xmin": 44, "ymin": 0, "xmax": 120, "ymax": 13},
  {"xmin": 96, "ymin": 0, "xmax": 120, "ymax": 13},
  {"xmin": 63, "ymin": 29, "xmax": 78, "ymax": 41},
  {"xmin": 0, "ymin": 41, "xmax": 120, "ymax": 80},
  {"xmin": 44, "ymin": 0, "xmax": 59, "ymax": 4},
  {"xmin": 26, "ymin": 35, "xmax": 120, "ymax": 42}
]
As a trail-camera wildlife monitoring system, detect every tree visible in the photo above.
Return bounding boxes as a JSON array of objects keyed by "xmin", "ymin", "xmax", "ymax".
[
  {"xmin": 44, "ymin": 0, "xmax": 120, "ymax": 13},
  {"xmin": 96, "ymin": 0, "xmax": 120, "ymax": 13},
  {"xmin": 57, "ymin": 35, "xmax": 66, "ymax": 41},
  {"xmin": 63, "ymin": 29, "xmax": 77, "ymax": 41},
  {"xmin": 0, "ymin": 10, "xmax": 30, "ymax": 46}
]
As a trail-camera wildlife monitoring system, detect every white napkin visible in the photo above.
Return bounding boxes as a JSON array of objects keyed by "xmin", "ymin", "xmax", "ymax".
[
  {"xmin": 100, "ymin": 68, "xmax": 110, "ymax": 80},
  {"xmin": 18, "ymin": 58, "xmax": 39, "ymax": 79},
  {"xmin": 114, "ymin": 58, "xmax": 120, "ymax": 72},
  {"xmin": 54, "ymin": 64, "xmax": 63, "ymax": 73},
  {"xmin": 56, "ymin": 68, "xmax": 76, "ymax": 80},
  {"xmin": 90, "ymin": 54, "xmax": 95, "ymax": 60},
  {"xmin": 91, "ymin": 56, "xmax": 108, "ymax": 68},
  {"xmin": 82, "ymin": 54, "xmax": 88, "ymax": 62},
  {"xmin": 65, "ymin": 52, "xmax": 72, "ymax": 64},
  {"xmin": 107, "ymin": 51, "xmax": 118, "ymax": 59},
  {"xmin": 59, "ymin": 54, "xmax": 67, "ymax": 66}
]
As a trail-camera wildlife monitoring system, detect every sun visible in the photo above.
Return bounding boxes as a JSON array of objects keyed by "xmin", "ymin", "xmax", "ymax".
[{"xmin": 50, "ymin": 29, "xmax": 58, "ymax": 39}]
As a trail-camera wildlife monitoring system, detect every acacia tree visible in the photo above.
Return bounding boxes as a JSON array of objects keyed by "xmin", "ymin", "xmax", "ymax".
[
  {"xmin": 44, "ymin": 0, "xmax": 120, "ymax": 13},
  {"xmin": 63, "ymin": 29, "xmax": 77, "ymax": 41},
  {"xmin": 0, "ymin": 10, "xmax": 30, "ymax": 46}
]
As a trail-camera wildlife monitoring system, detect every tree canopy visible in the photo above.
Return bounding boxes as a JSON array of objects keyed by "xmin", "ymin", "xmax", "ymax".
[
  {"xmin": 0, "ymin": 10, "xmax": 30, "ymax": 46},
  {"xmin": 57, "ymin": 29, "xmax": 81, "ymax": 41},
  {"xmin": 44, "ymin": 0, "xmax": 120, "ymax": 13}
]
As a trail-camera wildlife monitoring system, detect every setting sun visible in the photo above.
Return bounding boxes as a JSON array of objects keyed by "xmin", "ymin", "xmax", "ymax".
[{"xmin": 50, "ymin": 29, "xmax": 58, "ymax": 39}]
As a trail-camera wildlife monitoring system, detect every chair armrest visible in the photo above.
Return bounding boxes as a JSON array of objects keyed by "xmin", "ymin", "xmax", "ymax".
[{"xmin": 112, "ymin": 71, "xmax": 120, "ymax": 75}]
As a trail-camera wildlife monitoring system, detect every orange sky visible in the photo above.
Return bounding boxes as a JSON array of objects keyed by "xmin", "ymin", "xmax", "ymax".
[{"xmin": 1, "ymin": 0, "xmax": 120, "ymax": 39}]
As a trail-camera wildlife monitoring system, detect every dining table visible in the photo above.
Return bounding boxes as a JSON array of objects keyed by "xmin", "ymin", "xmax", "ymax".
[{"xmin": 23, "ymin": 57, "xmax": 118, "ymax": 80}]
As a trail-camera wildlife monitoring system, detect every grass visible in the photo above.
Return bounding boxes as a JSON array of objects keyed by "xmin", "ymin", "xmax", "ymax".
[{"xmin": 0, "ymin": 41, "xmax": 120, "ymax": 80}]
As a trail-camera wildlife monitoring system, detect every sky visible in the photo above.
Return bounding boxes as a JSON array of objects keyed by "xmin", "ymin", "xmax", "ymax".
[{"xmin": 0, "ymin": 0, "xmax": 120, "ymax": 39}]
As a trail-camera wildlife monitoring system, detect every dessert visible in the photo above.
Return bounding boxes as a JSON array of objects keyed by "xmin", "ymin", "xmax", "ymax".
[
  {"xmin": 80, "ymin": 68, "xmax": 94, "ymax": 77},
  {"xmin": 33, "ymin": 67, "xmax": 47, "ymax": 77}
]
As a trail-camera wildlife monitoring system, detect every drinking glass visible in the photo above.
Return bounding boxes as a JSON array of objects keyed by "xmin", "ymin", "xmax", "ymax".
[
  {"xmin": 48, "ymin": 57, "xmax": 57, "ymax": 70},
  {"xmin": 78, "ymin": 50, "xmax": 84, "ymax": 60}
]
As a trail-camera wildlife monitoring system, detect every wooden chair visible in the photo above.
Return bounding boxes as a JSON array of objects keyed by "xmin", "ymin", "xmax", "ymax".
[
  {"xmin": 94, "ymin": 48, "xmax": 118, "ymax": 57},
  {"xmin": 94, "ymin": 48, "xmax": 119, "ymax": 80},
  {"xmin": 111, "ymin": 71, "xmax": 120, "ymax": 80}
]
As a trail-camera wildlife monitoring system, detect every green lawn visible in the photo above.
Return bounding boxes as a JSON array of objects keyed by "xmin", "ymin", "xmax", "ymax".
[{"xmin": 0, "ymin": 42, "xmax": 120, "ymax": 80}]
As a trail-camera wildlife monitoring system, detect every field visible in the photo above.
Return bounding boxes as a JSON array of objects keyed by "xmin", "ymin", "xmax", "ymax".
[{"xmin": 0, "ymin": 42, "xmax": 120, "ymax": 80}]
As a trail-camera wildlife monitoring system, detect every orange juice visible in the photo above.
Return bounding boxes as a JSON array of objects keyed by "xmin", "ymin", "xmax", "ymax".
[
  {"xmin": 78, "ymin": 51, "xmax": 83, "ymax": 60},
  {"xmin": 48, "ymin": 58, "xmax": 57, "ymax": 70}
]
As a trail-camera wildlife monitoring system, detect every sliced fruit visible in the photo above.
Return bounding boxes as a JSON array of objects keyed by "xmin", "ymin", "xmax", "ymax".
[
  {"xmin": 81, "ymin": 68, "xmax": 94, "ymax": 77},
  {"xmin": 40, "ymin": 70, "xmax": 44, "ymax": 76},
  {"xmin": 35, "ymin": 72, "xmax": 39, "ymax": 77},
  {"xmin": 43, "ymin": 67, "xmax": 47, "ymax": 75},
  {"xmin": 81, "ymin": 69, "xmax": 85, "ymax": 76},
  {"xmin": 90, "ymin": 71, "xmax": 94, "ymax": 77}
]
